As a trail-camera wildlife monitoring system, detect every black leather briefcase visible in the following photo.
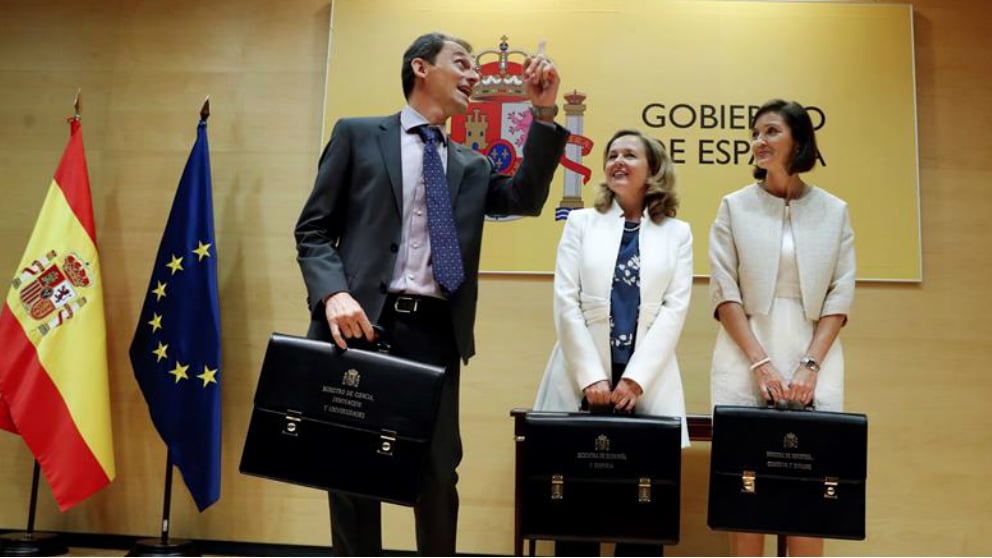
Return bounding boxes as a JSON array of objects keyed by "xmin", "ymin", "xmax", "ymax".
[
  {"xmin": 708, "ymin": 405, "xmax": 868, "ymax": 540},
  {"xmin": 518, "ymin": 411, "xmax": 682, "ymax": 544},
  {"xmin": 239, "ymin": 333, "xmax": 445, "ymax": 506}
]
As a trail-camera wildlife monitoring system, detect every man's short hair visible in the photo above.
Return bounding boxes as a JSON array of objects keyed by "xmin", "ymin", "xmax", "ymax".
[{"xmin": 401, "ymin": 32, "xmax": 473, "ymax": 100}]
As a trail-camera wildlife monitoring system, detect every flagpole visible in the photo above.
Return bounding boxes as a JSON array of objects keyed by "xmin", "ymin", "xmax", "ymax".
[
  {"xmin": 0, "ymin": 462, "xmax": 69, "ymax": 556},
  {"xmin": 160, "ymin": 451, "xmax": 174, "ymax": 544},
  {"xmin": 0, "ymin": 461, "xmax": 69, "ymax": 556},
  {"xmin": 26, "ymin": 461, "xmax": 40, "ymax": 533},
  {"xmin": 128, "ymin": 452, "xmax": 198, "ymax": 557}
]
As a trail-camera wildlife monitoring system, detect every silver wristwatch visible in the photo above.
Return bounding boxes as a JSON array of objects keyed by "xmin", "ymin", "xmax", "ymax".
[
  {"xmin": 529, "ymin": 104, "xmax": 558, "ymax": 120},
  {"xmin": 799, "ymin": 355, "xmax": 821, "ymax": 373}
]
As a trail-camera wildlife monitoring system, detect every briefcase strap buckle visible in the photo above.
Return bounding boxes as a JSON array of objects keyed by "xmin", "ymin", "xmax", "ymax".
[
  {"xmin": 742, "ymin": 470, "xmax": 756, "ymax": 494},
  {"xmin": 638, "ymin": 477, "xmax": 652, "ymax": 503},
  {"xmin": 550, "ymin": 474, "xmax": 564, "ymax": 500},
  {"xmin": 824, "ymin": 477, "xmax": 839, "ymax": 499},
  {"xmin": 282, "ymin": 409, "xmax": 303, "ymax": 437},
  {"xmin": 378, "ymin": 429, "xmax": 397, "ymax": 456}
]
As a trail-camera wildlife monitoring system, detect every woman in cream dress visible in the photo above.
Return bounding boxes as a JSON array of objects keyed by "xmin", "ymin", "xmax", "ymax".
[{"xmin": 709, "ymin": 99, "xmax": 856, "ymax": 557}]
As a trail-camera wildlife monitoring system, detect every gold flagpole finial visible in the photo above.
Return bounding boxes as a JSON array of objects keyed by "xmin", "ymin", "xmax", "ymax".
[
  {"xmin": 72, "ymin": 89, "xmax": 81, "ymax": 121},
  {"xmin": 200, "ymin": 96, "xmax": 210, "ymax": 122}
]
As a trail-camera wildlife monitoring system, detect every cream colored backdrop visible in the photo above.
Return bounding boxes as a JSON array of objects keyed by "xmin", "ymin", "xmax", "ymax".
[
  {"xmin": 324, "ymin": 0, "xmax": 921, "ymax": 280},
  {"xmin": 1, "ymin": 0, "xmax": 991, "ymax": 556}
]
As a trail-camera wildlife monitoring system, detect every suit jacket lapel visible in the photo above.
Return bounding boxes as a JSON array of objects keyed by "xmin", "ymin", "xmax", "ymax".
[
  {"xmin": 638, "ymin": 220, "xmax": 657, "ymax": 302},
  {"xmin": 589, "ymin": 203, "xmax": 625, "ymax": 297},
  {"xmin": 377, "ymin": 114, "xmax": 403, "ymax": 215},
  {"xmin": 446, "ymin": 139, "xmax": 466, "ymax": 204}
]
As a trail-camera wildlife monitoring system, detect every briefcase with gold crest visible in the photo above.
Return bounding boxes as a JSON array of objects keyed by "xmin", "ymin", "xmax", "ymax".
[
  {"xmin": 239, "ymin": 333, "xmax": 445, "ymax": 506},
  {"xmin": 707, "ymin": 405, "xmax": 868, "ymax": 540},
  {"xmin": 517, "ymin": 411, "xmax": 682, "ymax": 544}
]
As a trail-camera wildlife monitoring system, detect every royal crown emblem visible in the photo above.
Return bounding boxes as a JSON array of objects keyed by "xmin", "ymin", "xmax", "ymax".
[
  {"xmin": 783, "ymin": 432, "xmax": 800, "ymax": 449},
  {"xmin": 12, "ymin": 249, "xmax": 94, "ymax": 336},
  {"xmin": 594, "ymin": 434, "xmax": 611, "ymax": 452},
  {"xmin": 472, "ymin": 38, "xmax": 528, "ymax": 100},
  {"xmin": 450, "ymin": 36, "xmax": 594, "ymax": 221}
]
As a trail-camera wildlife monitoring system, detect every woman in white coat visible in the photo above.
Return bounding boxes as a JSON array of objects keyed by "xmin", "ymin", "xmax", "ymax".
[
  {"xmin": 534, "ymin": 129, "xmax": 692, "ymax": 557},
  {"xmin": 709, "ymin": 99, "xmax": 855, "ymax": 557}
]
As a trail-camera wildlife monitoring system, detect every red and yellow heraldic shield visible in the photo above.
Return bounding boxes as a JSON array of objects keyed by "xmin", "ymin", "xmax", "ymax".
[{"xmin": 0, "ymin": 119, "xmax": 115, "ymax": 511}]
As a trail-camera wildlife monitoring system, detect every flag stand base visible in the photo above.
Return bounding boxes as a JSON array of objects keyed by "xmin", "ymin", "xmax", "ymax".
[
  {"xmin": 0, "ymin": 531, "xmax": 68, "ymax": 556},
  {"xmin": 127, "ymin": 538, "xmax": 198, "ymax": 557}
]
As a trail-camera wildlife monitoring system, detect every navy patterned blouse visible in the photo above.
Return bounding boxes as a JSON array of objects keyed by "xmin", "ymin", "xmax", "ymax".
[{"xmin": 610, "ymin": 222, "xmax": 641, "ymax": 366}]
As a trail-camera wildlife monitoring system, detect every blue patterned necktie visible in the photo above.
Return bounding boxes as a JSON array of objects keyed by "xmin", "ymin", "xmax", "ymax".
[{"xmin": 415, "ymin": 125, "xmax": 465, "ymax": 293}]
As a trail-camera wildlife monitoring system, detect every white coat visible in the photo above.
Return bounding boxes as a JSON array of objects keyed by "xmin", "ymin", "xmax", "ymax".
[
  {"xmin": 534, "ymin": 203, "xmax": 692, "ymax": 447},
  {"xmin": 709, "ymin": 183, "xmax": 855, "ymax": 321}
]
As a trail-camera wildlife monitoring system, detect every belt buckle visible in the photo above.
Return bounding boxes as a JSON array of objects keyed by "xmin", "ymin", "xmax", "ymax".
[{"xmin": 393, "ymin": 296, "xmax": 418, "ymax": 314}]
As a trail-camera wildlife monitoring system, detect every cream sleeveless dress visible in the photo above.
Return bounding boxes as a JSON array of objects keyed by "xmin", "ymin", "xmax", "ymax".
[{"xmin": 710, "ymin": 204, "xmax": 844, "ymax": 411}]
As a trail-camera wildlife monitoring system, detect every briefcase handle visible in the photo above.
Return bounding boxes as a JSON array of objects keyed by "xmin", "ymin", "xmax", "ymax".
[
  {"xmin": 344, "ymin": 324, "xmax": 392, "ymax": 354},
  {"xmin": 580, "ymin": 400, "xmax": 636, "ymax": 416},
  {"xmin": 765, "ymin": 398, "xmax": 815, "ymax": 411}
]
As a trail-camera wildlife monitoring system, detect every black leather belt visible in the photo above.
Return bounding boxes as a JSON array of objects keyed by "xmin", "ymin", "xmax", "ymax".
[{"xmin": 386, "ymin": 294, "xmax": 448, "ymax": 318}]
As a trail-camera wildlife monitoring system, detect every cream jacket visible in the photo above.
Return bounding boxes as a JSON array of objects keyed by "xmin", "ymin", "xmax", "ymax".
[
  {"xmin": 534, "ymin": 203, "xmax": 692, "ymax": 447},
  {"xmin": 709, "ymin": 183, "xmax": 855, "ymax": 321}
]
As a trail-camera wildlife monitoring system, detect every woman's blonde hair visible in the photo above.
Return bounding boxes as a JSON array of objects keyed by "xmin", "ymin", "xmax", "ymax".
[{"xmin": 594, "ymin": 129, "xmax": 678, "ymax": 223}]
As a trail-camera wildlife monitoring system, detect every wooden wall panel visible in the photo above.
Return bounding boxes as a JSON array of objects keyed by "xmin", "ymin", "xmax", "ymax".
[
  {"xmin": 0, "ymin": 0, "xmax": 329, "ymax": 545},
  {"xmin": 1, "ymin": 0, "xmax": 992, "ymax": 555}
]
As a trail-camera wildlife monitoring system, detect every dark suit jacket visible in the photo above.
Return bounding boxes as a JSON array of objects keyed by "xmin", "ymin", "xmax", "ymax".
[{"xmin": 295, "ymin": 112, "xmax": 569, "ymax": 361}]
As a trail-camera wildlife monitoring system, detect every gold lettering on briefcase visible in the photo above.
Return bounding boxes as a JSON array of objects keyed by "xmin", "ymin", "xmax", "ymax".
[
  {"xmin": 765, "ymin": 432, "xmax": 814, "ymax": 471},
  {"xmin": 576, "ymin": 434, "xmax": 627, "ymax": 470},
  {"xmin": 342, "ymin": 368, "xmax": 361, "ymax": 388},
  {"xmin": 321, "ymin": 373, "xmax": 376, "ymax": 421}
]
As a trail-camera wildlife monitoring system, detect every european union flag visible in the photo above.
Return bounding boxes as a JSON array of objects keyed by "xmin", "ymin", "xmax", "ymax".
[{"xmin": 129, "ymin": 115, "xmax": 221, "ymax": 511}]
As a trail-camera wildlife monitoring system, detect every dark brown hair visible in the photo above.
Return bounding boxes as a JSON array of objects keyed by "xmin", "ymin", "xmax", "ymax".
[
  {"xmin": 401, "ymin": 32, "xmax": 473, "ymax": 99},
  {"xmin": 751, "ymin": 99, "xmax": 819, "ymax": 179}
]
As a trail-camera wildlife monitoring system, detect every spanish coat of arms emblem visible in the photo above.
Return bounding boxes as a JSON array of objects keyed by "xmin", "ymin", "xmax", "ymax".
[{"xmin": 12, "ymin": 249, "xmax": 94, "ymax": 335}]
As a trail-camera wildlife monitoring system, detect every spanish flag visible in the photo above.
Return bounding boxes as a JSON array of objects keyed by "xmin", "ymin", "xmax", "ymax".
[{"xmin": 0, "ymin": 118, "xmax": 115, "ymax": 511}]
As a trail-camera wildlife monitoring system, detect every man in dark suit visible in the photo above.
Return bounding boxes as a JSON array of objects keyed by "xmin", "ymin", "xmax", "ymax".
[{"xmin": 294, "ymin": 32, "xmax": 569, "ymax": 556}]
